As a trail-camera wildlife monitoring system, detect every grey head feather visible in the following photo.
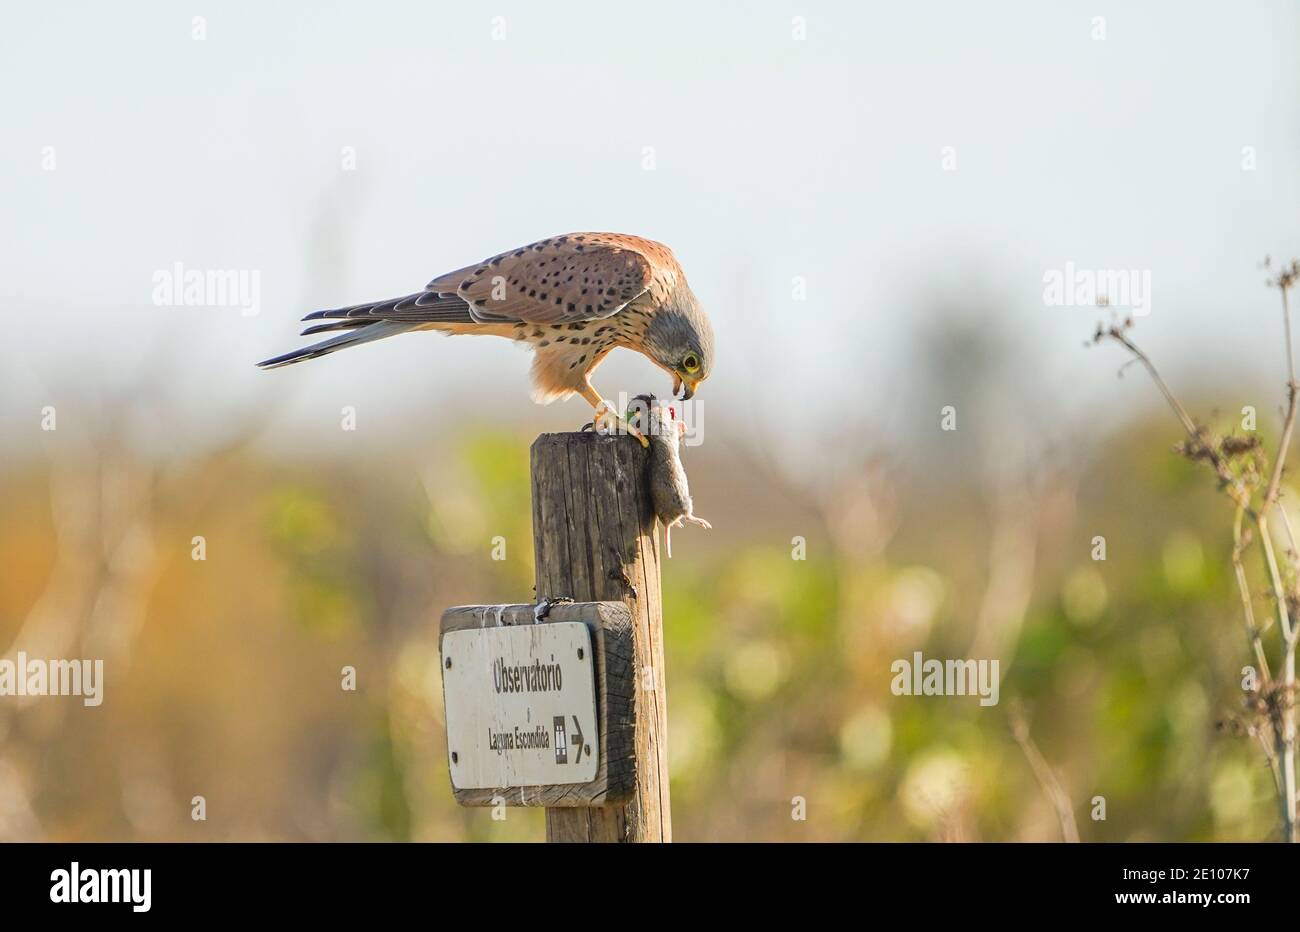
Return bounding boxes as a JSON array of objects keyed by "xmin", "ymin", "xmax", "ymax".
[{"xmin": 644, "ymin": 284, "xmax": 714, "ymax": 379}]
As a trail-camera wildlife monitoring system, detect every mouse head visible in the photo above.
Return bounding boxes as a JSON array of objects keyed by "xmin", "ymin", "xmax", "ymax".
[{"xmin": 626, "ymin": 393, "xmax": 686, "ymax": 440}]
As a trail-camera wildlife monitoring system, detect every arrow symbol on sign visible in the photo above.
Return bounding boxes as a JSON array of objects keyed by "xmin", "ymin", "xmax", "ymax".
[{"xmin": 570, "ymin": 715, "xmax": 585, "ymax": 764}]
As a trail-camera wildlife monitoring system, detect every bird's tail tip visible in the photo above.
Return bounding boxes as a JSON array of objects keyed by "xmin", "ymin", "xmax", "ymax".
[
  {"xmin": 255, "ymin": 320, "xmax": 416, "ymax": 370},
  {"xmin": 255, "ymin": 347, "xmax": 317, "ymax": 369}
]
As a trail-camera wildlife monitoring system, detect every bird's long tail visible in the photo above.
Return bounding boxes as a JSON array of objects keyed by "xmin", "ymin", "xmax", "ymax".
[{"xmin": 256, "ymin": 320, "xmax": 418, "ymax": 369}]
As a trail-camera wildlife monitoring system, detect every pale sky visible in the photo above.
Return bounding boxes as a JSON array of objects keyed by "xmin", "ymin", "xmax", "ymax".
[{"xmin": 2, "ymin": 1, "xmax": 1297, "ymax": 465}]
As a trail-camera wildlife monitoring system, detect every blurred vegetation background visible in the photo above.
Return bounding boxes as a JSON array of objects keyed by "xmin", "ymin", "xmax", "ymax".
[
  {"xmin": 1, "ymin": 344, "xmax": 1290, "ymax": 842},
  {"xmin": 4, "ymin": 0, "xmax": 1297, "ymax": 843}
]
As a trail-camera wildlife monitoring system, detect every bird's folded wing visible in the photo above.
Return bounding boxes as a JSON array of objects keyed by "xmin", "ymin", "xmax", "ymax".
[{"xmin": 425, "ymin": 233, "xmax": 667, "ymax": 326}]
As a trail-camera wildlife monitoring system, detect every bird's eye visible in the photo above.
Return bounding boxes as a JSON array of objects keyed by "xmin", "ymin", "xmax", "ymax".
[{"xmin": 682, "ymin": 353, "xmax": 700, "ymax": 373}]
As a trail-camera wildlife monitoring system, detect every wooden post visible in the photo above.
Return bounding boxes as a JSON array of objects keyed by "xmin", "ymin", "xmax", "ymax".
[{"xmin": 531, "ymin": 431, "xmax": 671, "ymax": 842}]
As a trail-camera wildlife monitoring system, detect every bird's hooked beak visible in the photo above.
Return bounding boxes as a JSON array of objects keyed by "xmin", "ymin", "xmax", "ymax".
[{"xmin": 673, "ymin": 374, "xmax": 698, "ymax": 400}]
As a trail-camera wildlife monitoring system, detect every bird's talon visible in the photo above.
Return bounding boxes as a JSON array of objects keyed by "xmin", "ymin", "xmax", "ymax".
[
  {"xmin": 534, "ymin": 596, "xmax": 575, "ymax": 622},
  {"xmin": 592, "ymin": 400, "xmax": 619, "ymax": 435},
  {"xmin": 591, "ymin": 400, "xmax": 648, "ymax": 446}
]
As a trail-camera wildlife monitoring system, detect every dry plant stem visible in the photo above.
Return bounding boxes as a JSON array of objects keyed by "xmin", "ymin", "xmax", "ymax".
[
  {"xmin": 1256, "ymin": 514, "xmax": 1297, "ymax": 841},
  {"xmin": 1271, "ymin": 493, "xmax": 1300, "ymax": 587},
  {"xmin": 1279, "ymin": 505, "xmax": 1300, "ymax": 563},
  {"xmin": 1234, "ymin": 508, "xmax": 1272, "ymax": 681},
  {"xmin": 1010, "ymin": 709, "xmax": 1080, "ymax": 843},
  {"xmin": 1263, "ymin": 282, "xmax": 1299, "ymax": 841},
  {"xmin": 1231, "ymin": 513, "xmax": 1287, "ymax": 808},
  {"xmin": 1262, "ymin": 288, "xmax": 1298, "ymax": 592},
  {"xmin": 1267, "ymin": 401, "xmax": 1298, "ymax": 509},
  {"xmin": 1105, "ymin": 293, "xmax": 1298, "ymax": 840},
  {"xmin": 1110, "ymin": 334, "xmax": 1201, "ymax": 440},
  {"xmin": 1269, "ymin": 284, "xmax": 1299, "ymax": 510},
  {"xmin": 1106, "ymin": 329, "xmax": 1243, "ymax": 498},
  {"xmin": 1258, "ymin": 520, "xmax": 1295, "ymax": 642},
  {"xmin": 1256, "ymin": 728, "xmax": 1283, "ymax": 801}
]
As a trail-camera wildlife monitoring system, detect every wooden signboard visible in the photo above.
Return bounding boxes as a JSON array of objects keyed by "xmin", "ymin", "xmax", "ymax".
[{"xmin": 438, "ymin": 601, "xmax": 636, "ymax": 807}]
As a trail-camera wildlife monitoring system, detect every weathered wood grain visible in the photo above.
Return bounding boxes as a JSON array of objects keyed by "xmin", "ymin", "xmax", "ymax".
[
  {"xmin": 439, "ymin": 601, "xmax": 635, "ymax": 807},
  {"xmin": 531, "ymin": 431, "xmax": 671, "ymax": 842}
]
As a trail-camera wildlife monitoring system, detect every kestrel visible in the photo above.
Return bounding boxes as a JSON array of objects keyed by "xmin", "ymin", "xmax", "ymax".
[{"xmin": 257, "ymin": 233, "xmax": 714, "ymax": 439}]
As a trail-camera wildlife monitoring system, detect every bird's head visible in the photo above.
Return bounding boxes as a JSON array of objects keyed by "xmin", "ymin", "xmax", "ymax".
[{"xmin": 644, "ymin": 285, "xmax": 714, "ymax": 400}]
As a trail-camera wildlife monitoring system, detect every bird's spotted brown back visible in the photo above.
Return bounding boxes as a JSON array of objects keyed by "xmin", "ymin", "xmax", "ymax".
[{"xmin": 425, "ymin": 233, "xmax": 682, "ymax": 326}]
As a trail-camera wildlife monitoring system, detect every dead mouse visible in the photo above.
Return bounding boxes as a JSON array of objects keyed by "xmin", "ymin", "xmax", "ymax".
[{"xmin": 627, "ymin": 393, "xmax": 711, "ymax": 558}]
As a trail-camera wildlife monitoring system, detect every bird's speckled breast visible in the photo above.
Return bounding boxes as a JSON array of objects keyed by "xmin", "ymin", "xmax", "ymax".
[{"xmin": 514, "ymin": 293, "xmax": 656, "ymax": 374}]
